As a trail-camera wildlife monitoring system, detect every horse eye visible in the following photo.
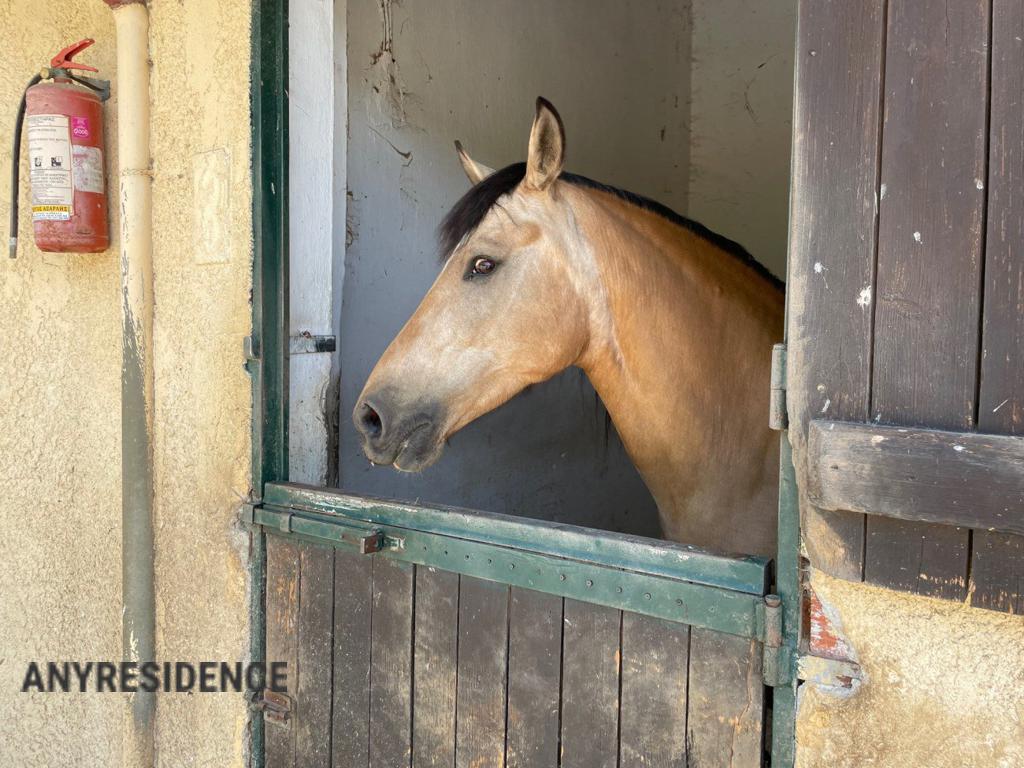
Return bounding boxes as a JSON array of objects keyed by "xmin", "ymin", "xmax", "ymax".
[{"xmin": 471, "ymin": 257, "xmax": 497, "ymax": 276}]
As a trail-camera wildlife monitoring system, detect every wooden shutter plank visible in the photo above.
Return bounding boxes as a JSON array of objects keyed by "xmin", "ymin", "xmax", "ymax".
[
  {"xmin": 455, "ymin": 577, "xmax": 509, "ymax": 768},
  {"xmin": 685, "ymin": 629, "xmax": 763, "ymax": 768},
  {"xmin": 295, "ymin": 544, "xmax": 335, "ymax": 768},
  {"xmin": 369, "ymin": 558, "xmax": 414, "ymax": 768},
  {"xmin": 332, "ymin": 549, "xmax": 373, "ymax": 768},
  {"xmin": 867, "ymin": 0, "xmax": 990, "ymax": 598},
  {"xmin": 807, "ymin": 420, "xmax": 1024, "ymax": 535},
  {"xmin": 506, "ymin": 588, "xmax": 562, "ymax": 768},
  {"xmin": 787, "ymin": 0, "xmax": 887, "ymax": 579},
  {"xmin": 412, "ymin": 567, "xmax": 459, "ymax": 768},
  {"xmin": 618, "ymin": 613, "xmax": 689, "ymax": 768},
  {"xmin": 560, "ymin": 601, "xmax": 620, "ymax": 768},
  {"xmin": 972, "ymin": 0, "xmax": 1024, "ymax": 612},
  {"xmin": 266, "ymin": 536, "xmax": 300, "ymax": 768}
]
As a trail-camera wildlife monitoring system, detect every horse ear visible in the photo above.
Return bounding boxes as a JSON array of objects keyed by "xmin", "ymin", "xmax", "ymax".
[
  {"xmin": 525, "ymin": 97, "xmax": 565, "ymax": 192},
  {"xmin": 455, "ymin": 141, "xmax": 495, "ymax": 185}
]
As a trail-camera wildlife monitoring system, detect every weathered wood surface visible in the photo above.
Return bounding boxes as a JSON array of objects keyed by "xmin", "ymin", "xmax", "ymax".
[
  {"xmin": 807, "ymin": 420, "xmax": 1024, "ymax": 536},
  {"xmin": 368, "ymin": 558, "xmax": 414, "ymax": 768},
  {"xmin": 331, "ymin": 549, "xmax": 373, "ymax": 768},
  {"xmin": 786, "ymin": 0, "xmax": 887, "ymax": 580},
  {"xmin": 506, "ymin": 588, "xmax": 562, "ymax": 768},
  {"xmin": 412, "ymin": 568, "xmax": 458, "ymax": 768},
  {"xmin": 866, "ymin": 0, "xmax": 990, "ymax": 598},
  {"xmin": 455, "ymin": 577, "xmax": 509, "ymax": 768},
  {"xmin": 560, "ymin": 600, "xmax": 620, "ymax": 768},
  {"xmin": 972, "ymin": 0, "xmax": 1024, "ymax": 612},
  {"xmin": 619, "ymin": 613, "xmax": 690, "ymax": 768},
  {"xmin": 686, "ymin": 629, "xmax": 764, "ymax": 768},
  {"xmin": 266, "ymin": 537, "xmax": 300, "ymax": 767},
  {"xmin": 295, "ymin": 545, "xmax": 335, "ymax": 768},
  {"xmin": 271, "ymin": 543, "xmax": 769, "ymax": 766}
]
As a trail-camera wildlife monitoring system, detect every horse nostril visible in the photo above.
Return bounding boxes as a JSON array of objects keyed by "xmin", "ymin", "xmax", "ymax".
[{"xmin": 359, "ymin": 402, "xmax": 383, "ymax": 439}]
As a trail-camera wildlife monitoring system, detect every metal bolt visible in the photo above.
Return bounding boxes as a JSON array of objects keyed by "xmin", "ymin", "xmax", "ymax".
[
  {"xmin": 559, "ymin": 574, "xmax": 566, "ymax": 581},
  {"xmin": 644, "ymin": 592, "xmax": 652, "ymax": 601},
  {"xmin": 616, "ymin": 586, "xmax": 623, "ymax": 593},
  {"xmin": 586, "ymin": 579, "xmax": 593, "ymax": 588},
  {"xmin": 509, "ymin": 563, "xmax": 515, "ymax": 570}
]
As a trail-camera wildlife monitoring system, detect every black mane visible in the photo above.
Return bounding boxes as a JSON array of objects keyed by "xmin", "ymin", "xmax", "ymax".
[{"xmin": 438, "ymin": 162, "xmax": 784, "ymax": 290}]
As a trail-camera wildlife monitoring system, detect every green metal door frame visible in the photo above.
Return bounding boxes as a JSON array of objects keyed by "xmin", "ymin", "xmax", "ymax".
[
  {"xmin": 246, "ymin": 1, "xmax": 801, "ymax": 765},
  {"xmin": 248, "ymin": 0, "xmax": 289, "ymax": 765}
]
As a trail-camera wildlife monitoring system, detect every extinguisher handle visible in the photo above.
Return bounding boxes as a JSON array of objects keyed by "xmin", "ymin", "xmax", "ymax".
[{"xmin": 50, "ymin": 38, "xmax": 100, "ymax": 73}]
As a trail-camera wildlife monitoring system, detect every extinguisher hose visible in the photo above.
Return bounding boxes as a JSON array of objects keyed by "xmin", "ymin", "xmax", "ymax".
[{"xmin": 9, "ymin": 73, "xmax": 43, "ymax": 259}]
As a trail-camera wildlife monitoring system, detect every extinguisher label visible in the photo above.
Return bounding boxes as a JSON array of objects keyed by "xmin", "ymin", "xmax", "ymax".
[
  {"xmin": 73, "ymin": 145, "xmax": 104, "ymax": 195},
  {"xmin": 71, "ymin": 116, "xmax": 91, "ymax": 140},
  {"xmin": 27, "ymin": 114, "xmax": 73, "ymax": 220}
]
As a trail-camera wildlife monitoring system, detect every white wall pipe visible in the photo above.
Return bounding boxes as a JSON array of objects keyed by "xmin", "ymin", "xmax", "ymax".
[{"xmin": 104, "ymin": 1, "xmax": 155, "ymax": 766}]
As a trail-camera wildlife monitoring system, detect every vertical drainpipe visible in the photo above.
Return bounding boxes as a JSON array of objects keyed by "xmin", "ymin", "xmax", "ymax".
[{"xmin": 103, "ymin": 1, "xmax": 155, "ymax": 766}]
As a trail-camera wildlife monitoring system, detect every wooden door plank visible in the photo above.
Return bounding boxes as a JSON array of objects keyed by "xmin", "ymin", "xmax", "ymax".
[
  {"xmin": 455, "ymin": 577, "xmax": 509, "ymax": 768},
  {"xmin": 266, "ymin": 536, "xmax": 300, "ymax": 768},
  {"xmin": 295, "ymin": 544, "xmax": 335, "ymax": 768},
  {"xmin": 506, "ymin": 588, "xmax": 562, "ymax": 768},
  {"xmin": 807, "ymin": 420, "xmax": 1024, "ymax": 534},
  {"xmin": 685, "ymin": 629, "xmax": 764, "ymax": 768},
  {"xmin": 787, "ymin": 0, "xmax": 887, "ymax": 580},
  {"xmin": 972, "ymin": 0, "xmax": 1024, "ymax": 612},
  {"xmin": 559, "ymin": 600, "xmax": 620, "ymax": 768},
  {"xmin": 413, "ymin": 567, "xmax": 459, "ymax": 768},
  {"xmin": 332, "ymin": 548, "xmax": 373, "ymax": 768},
  {"xmin": 369, "ymin": 557, "xmax": 414, "ymax": 768},
  {"xmin": 867, "ymin": 0, "xmax": 990, "ymax": 599},
  {"xmin": 619, "ymin": 613, "xmax": 689, "ymax": 768}
]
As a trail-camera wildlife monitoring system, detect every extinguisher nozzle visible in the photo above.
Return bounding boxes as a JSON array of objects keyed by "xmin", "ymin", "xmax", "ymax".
[{"xmin": 9, "ymin": 236, "xmax": 17, "ymax": 259}]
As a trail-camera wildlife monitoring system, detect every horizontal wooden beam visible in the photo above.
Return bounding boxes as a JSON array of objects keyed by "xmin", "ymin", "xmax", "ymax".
[{"xmin": 808, "ymin": 420, "xmax": 1024, "ymax": 536}]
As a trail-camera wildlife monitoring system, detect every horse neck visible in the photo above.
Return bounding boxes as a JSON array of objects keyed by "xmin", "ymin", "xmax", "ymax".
[{"xmin": 567, "ymin": 185, "xmax": 782, "ymax": 524}]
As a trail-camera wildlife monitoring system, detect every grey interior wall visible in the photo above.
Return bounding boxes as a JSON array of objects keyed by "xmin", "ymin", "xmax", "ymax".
[
  {"xmin": 336, "ymin": 0, "xmax": 794, "ymax": 536},
  {"xmin": 688, "ymin": 0, "xmax": 796, "ymax": 278}
]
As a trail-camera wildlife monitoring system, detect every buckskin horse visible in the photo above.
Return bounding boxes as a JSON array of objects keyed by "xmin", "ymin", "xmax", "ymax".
[{"xmin": 353, "ymin": 98, "xmax": 784, "ymax": 557}]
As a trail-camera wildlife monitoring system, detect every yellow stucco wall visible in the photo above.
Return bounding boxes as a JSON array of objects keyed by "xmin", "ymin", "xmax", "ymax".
[
  {"xmin": 796, "ymin": 570, "xmax": 1024, "ymax": 768},
  {"xmin": 0, "ymin": 1, "xmax": 253, "ymax": 766}
]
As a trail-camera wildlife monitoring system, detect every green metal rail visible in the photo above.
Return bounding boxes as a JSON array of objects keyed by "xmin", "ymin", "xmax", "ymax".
[
  {"xmin": 251, "ymin": 483, "xmax": 777, "ymax": 640},
  {"xmin": 265, "ymin": 482, "xmax": 771, "ymax": 594}
]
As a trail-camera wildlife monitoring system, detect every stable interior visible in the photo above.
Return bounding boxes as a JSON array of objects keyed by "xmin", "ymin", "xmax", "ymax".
[{"xmin": 320, "ymin": 0, "xmax": 796, "ymax": 542}]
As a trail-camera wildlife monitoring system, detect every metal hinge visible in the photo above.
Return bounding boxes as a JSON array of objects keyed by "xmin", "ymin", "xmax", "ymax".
[
  {"xmin": 761, "ymin": 594, "xmax": 791, "ymax": 686},
  {"xmin": 243, "ymin": 335, "xmax": 261, "ymax": 375},
  {"xmin": 769, "ymin": 343, "xmax": 788, "ymax": 431},
  {"xmin": 250, "ymin": 689, "xmax": 292, "ymax": 725}
]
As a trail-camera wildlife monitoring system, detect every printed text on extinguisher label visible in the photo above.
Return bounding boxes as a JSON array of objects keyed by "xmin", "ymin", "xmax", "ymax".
[{"xmin": 27, "ymin": 114, "xmax": 73, "ymax": 220}]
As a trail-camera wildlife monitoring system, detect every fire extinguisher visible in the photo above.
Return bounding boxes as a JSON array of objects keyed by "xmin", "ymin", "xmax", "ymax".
[{"xmin": 9, "ymin": 39, "xmax": 111, "ymax": 258}]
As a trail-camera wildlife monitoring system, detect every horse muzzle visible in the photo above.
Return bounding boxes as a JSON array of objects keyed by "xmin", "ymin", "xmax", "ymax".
[{"xmin": 353, "ymin": 393, "xmax": 445, "ymax": 472}]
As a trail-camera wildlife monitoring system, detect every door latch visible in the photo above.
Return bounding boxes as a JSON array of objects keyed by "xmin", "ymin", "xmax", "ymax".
[
  {"xmin": 769, "ymin": 343, "xmax": 787, "ymax": 430},
  {"xmin": 342, "ymin": 529, "xmax": 386, "ymax": 554},
  {"xmin": 250, "ymin": 689, "xmax": 292, "ymax": 725}
]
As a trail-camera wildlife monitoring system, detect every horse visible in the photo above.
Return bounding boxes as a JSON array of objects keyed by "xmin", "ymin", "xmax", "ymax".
[{"xmin": 353, "ymin": 98, "xmax": 784, "ymax": 557}]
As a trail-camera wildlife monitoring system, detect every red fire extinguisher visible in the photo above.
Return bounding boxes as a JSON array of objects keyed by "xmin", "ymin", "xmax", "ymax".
[{"xmin": 9, "ymin": 39, "xmax": 111, "ymax": 257}]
